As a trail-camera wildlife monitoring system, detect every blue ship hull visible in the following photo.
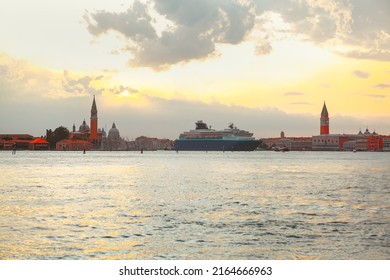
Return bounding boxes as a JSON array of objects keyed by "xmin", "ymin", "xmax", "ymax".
[{"xmin": 174, "ymin": 139, "xmax": 260, "ymax": 151}]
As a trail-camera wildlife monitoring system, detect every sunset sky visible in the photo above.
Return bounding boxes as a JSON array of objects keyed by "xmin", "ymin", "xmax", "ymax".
[{"xmin": 1, "ymin": 0, "xmax": 389, "ymax": 139}]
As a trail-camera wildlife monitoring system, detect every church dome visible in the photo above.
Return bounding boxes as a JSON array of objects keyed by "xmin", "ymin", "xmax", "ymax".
[
  {"xmin": 79, "ymin": 120, "xmax": 90, "ymax": 133},
  {"xmin": 108, "ymin": 122, "xmax": 120, "ymax": 139}
]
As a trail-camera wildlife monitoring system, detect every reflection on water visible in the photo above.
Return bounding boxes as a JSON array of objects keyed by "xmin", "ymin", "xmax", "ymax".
[{"xmin": 0, "ymin": 151, "xmax": 389, "ymax": 259}]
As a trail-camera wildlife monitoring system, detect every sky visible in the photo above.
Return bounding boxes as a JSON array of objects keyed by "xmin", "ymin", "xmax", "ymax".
[{"xmin": 0, "ymin": 0, "xmax": 389, "ymax": 139}]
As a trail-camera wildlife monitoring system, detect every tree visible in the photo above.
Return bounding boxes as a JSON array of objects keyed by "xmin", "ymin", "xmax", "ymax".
[
  {"xmin": 46, "ymin": 129, "xmax": 55, "ymax": 150},
  {"xmin": 257, "ymin": 140, "xmax": 270, "ymax": 150},
  {"xmin": 46, "ymin": 126, "xmax": 69, "ymax": 150},
  {"xmin": 54, "ymin": 126, "xmax": 69, "ymax": 142}
]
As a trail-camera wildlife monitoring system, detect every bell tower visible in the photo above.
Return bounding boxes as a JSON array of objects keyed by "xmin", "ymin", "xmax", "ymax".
[
  {"xmin": 320, "ymin": 101, "xmax": 329, "ymax": 135},
  {"xmin": 90, "ymin": 95, "xmax": 98, "ymax": 142}
]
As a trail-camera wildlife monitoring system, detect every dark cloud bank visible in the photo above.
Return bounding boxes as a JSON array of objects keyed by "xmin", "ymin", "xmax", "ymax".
[
  {"xmin": 84, "ymin": 0, "xmax": 390, "ymax": 70},
  {"xmin": 85, "ymin": 0, "xmax": 256, "ymax": 70},
  {"xmin": 1, "ymin": 60, "xmax": 377, "ymax": 138},
  {"xmin": 1, "ymin": 86, "xmax": 381, "ymax": 139}
]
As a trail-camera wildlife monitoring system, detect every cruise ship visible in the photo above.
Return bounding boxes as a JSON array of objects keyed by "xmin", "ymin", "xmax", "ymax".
[{"xmin": 174, "ymin": 121, "xmax": 260, "ymax": 151}]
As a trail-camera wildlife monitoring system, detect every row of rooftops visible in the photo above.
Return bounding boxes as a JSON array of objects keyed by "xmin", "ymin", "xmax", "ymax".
[
  {"xmin": 71, "ymin": 120, "xmax": 120, "ymax": 139},
  {"xmin": 358, "ymin": 128, "xmax": 379, "ymax": 136},
  {"xmin": 315, "ymin": 128, "xmax": 380, "ymax": 138},
  {"xmin": 0, "ymin": 134, "xmax": 49, "ymax": 150}
]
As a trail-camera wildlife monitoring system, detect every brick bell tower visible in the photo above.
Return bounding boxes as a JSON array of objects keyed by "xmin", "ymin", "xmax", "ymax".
[
  {"xmin": 90, "ymin": 95, "xmax": 98, "ymax": 144},
  {"xmin": 320, "ymin": 101, "xmax": 329, "ymax": 135}
]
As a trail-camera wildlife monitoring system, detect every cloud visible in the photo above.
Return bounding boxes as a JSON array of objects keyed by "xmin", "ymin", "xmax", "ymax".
[
  {"xmin": 100, "ymin": 94, "xmax": 320, "ymax": 138},
  {"xmin": 85, "ymin": 1, "xmax": 157, "ymax": 39},
  {"xmin": 290, "ymin": 102, "xmax": 311, "ymax": 105},
  {"xmin": 96, "ymin": 93, "xmax": 390, "ymax": 139},
  {"xmin": 353, "ymin": 70, "xmax": 370, "ymax": 79},
  {"xmin": 0, "ymin": 55, "xmax": 27, "ymax": 82},
  {"xmin": 254, "ymin": 0, "xmax": 390, "ymax": 61},
  {"xmin": 62, "ymin": 70, "xmax": 105, "ymax": 96},
  {"xmin": 343, "ymin": 1, "xmax": 390, "ymax": 61},
  {"xmin": 0, "ymin": 53, "xmax": 139, "ymax": 101},
  {"xmin": 366, "ymin": 94, "xmax": 386, "ymax": 98},
  {"xmin": 374, "ymin": 83, "xmax": 390, "ymax": 89},
  {"xmin": 2, "ymin": 58, "xmax": 389, "ymax": 139},
  {"xmin": 346, "ymin": 48, "xmax": 390, "ymax": 61},
  {"xmin": 254, "ymin": 0, "xmax": 352, "ymax": 42},
  {"xmin": 82, "ymin": 0, "xmax": 390, "ymax": 70},
  {"xmin": 0, "ymin": 53, "xmax": 58, "ymax": 100},
  {"xmin": 85, "ymin": 0, "xmax": 256, "ymax": 70},
  {"xmin": 110, "ymin": 85, "xmax": 138, "ymax": 96},
  {"xmin": 254, "ymin": 40, "xmax": 272, "ymax": 55},
  {"xmin": 284, "ymin": 91, "xmax": 304, "ymax": 96}
]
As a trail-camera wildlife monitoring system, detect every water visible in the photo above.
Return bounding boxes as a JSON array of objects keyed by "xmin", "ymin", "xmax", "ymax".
[{"xmin": 0, "ymin": 151, "xmax": 389, "ymax": 260}]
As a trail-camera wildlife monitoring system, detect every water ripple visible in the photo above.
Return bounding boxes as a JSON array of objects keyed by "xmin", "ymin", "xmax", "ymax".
[{"xmin": 1, "ymin": 151, "xmax": 389, "ymax": 259}]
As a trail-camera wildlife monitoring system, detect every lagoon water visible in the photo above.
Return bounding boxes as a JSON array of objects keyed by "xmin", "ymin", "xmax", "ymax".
[{"xmin": 0, "ymin": 150, "xmax": 389, "ymax": 259}]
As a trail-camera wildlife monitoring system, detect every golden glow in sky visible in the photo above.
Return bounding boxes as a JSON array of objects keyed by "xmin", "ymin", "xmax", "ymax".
[{"xmin": 0, "ymin": 0, "xmax": 389, "ymax": 138}]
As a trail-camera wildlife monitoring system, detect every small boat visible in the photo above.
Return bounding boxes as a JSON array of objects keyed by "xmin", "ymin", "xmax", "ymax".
[{"xmin": 274, "ymin": 146, "xmax": 289, "ymax": 152}]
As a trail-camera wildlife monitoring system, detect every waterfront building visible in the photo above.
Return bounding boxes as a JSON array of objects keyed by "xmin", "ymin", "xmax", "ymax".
[
  {"xmin": 129, "ymin": 136, "xmax": 173, "ymax": 151},
  {"xmin": 103, "ymin": 122, "xmax": 124, "ymax": 150},
  {"xmin": 274, "ymin": 131, "xmax": 312, "ymax": 151},
  {"xmin": 382, "ymin": 136, "xmax": 390, "ymax": 151},
  {"xmin": 262, "ymin": 131, "xmax": 312, "ymax": 151},
  {"xmin": 61, "ymin": 96, "xmax": 104, "ymax": 150},
  {"xmin": 56, "ymin": 139, "xmax": 93, "ymax": 151},
  {"xmin": 312, "ymin": 134, "xmax": 342, "ymax": 151},
  {"xmin": 0, "ymin": 134, "xmax": 49, "ymax": 150},
  {"xmin": 28, "ymin": 138, "xmax": 49, "ymax": 150},
  {"xmin": 0, "ymin": 134, "xmax": 33, "ymax": 150},
  {"xmin": 312, "ymin": 103, "xmax": 389, "ymax": 151},
  {"xmin": 260, "ymin": 137, "xmax": 279, "ymax": 149},
  {"xmin": 343, "ymin": 139, "xmax": 368, "ymax": 151},
  {"xmin": 320, "ymin": 101, "xmax": 329, "ymax": 135}
]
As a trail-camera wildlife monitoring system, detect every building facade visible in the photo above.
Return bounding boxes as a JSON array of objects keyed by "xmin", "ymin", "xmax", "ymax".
[
  {"xmin": 56, "ymin": 139, "xmax": 93, "ymax": 151},
  {"xmin": 382, "ymin": 136, "xmax": 390, "ymax": 151},
  {"xmin": 313, "ymin": 102, "xmax": 389, "ymax": 151},
  {"xmin": 63, "ymin": 96, "xmax": 104, "ymax": 150},
  {"xmin": 274, "ymin": 131, "xmax": 312, "ymax": 151},
  {"xmin": 101, "ymin": 122, "xmax": 127, "ymax": 151},
  {"xmin": 0, "ymin": 134, "xmax": 49, "ymax": 150},
  {"xmin": 128, "ymin": 136, "xmax": 173, "ymax": 151}
]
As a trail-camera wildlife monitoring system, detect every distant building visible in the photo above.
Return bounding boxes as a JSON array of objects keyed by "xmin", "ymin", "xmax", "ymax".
[
  {"xmin": 312, "ymin": 103, "xmax": 389, "ymax": 151},
  {"xmin": 382, "ymin": 136, "xmax": 390, "ymax": 152},
  {"xmin": 260, "ymin": 137, "xmax": 279, "ymax": 149},
  {"xmin": 66, "ymin": 95, "xmax": 104, "ymax": 149},
  {"xmin": 101, "ymin": 122, "xmax": 128, "ymax": 150},
  {"xmin": 261, "ymin": 102, "xmax": 390, "ymax": 152},
  {"xmin": 275, "ymin": 134, "xmax": 312, "ymax": 151},
  {"xmin": 262, "ymin": 131, "xmax": 312, "ymax": 151},
  {"xmin": 0, "ymin": 134, "xmax": 49, "ymax": 150},
  {"xmin": 56, "ymin": 139, "xmax": 93, "ymax": 151},
  {"xmin": 29, "ymin": 138, "xmax": 49, "ymax": 150},
  {"xmin": 127, "ymin": 136, "xmax": 173, "ymax": 151},
  {"xmin": 90, "ymin": 96, "xmax": 99, "ymax": 145},
  {"xmin": 0, "ymin": 134, "xmax": 33, "ymax": 150},
  {"xmin": 320, "ymin": 101, "xmax": 329, "ymax": 135},
  {"xmin": 312, "ymin": 134, "xmax": 341, "ymax": 151},
  {"xmin": 59, "ymin": 96, "xmax": 135, "ymax": 151}
]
